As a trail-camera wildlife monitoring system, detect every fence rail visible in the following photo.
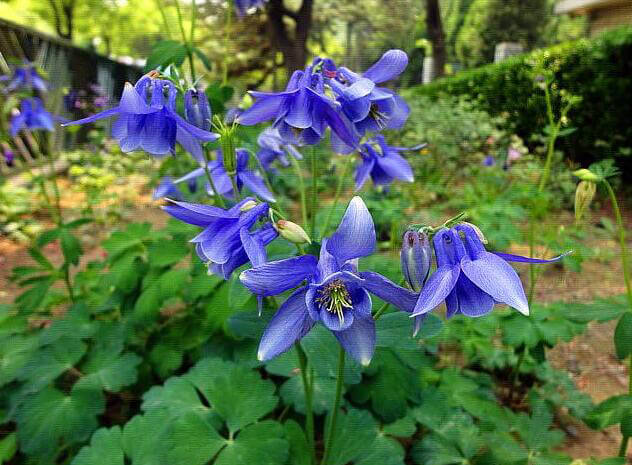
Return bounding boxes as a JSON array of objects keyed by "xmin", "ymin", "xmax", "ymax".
[{"xmin": 0, "ymin": 17, "xmax": 142, "ymax": 174}]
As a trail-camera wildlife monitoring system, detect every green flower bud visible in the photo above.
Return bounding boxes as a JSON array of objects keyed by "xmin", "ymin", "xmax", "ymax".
[
  {"xmin": 275, "ymin": 220, "xmax": 311, "ymax": 245},
  {"xmin": 573, "ymin": 168, "xmax": 602, "ymax": 183},
  {"xmin": 219, "ymin": 125, "xmax": 238, "ymax": 175},
  {"xmin": 574, "ymin": 181, "xmax": 596, "ymax": 223}
]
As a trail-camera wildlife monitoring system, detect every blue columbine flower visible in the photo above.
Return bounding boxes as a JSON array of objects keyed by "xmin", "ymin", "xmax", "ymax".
[
  {"xmin": 239, "ymin": 196, "xmax": 417, "ymax": 365},
  {"xmin": 162, "ymin": 197, "xmax": 277, "ymax": 279},
  {"xmin": 483, "ymin": 155, "xmax": 496, "ymax": 167},
  {"xmin": 355, "ymin": 135, "xmax": 424, "ymax": 190},
  {"xmin": 256, "ymin": 126, "xmax": 303, "ymax": 172},
  {"xmin": 62, "ymin": 73, "xmax": 218, "ymax": 158},
  {"xmin": 234, "ymin": 0, "xmax": 266, "ymax": 16},
  {"xmin": 411, "ymin": 223, "xmax": 567, "ymax": 319},
  {"xmin": 9, "ymin": 98, "xmax": 55, "ymax": 136},
  {"xmin": 329, "ymin": 50, "xmax": 410, "ymax": 137},
  {"xmin": 236, "ymin": 64, "xmax": 357, "ymax": 149},
  {"xmin": 2, "ymin": 64, "xmax": 48, "ymax": 93},
  {"xmin": 174, "ymin": 149, "xmax": 275, "ymax": 202}
]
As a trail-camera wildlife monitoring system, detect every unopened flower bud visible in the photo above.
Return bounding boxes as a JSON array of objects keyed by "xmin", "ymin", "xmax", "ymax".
[
  {"xmin": 275, "ymin": 220, "xmax": 311, "ymax": 245},
  {"xmin": 184, "ymin": 89, "xmax": 212, "ymax": 131},
  {"xmin": 573, "ymin": 168, "xmax": 601, "ymax": 183},
  {"xmin": 575, "ymin": 180, "xmax": 596, "ymax": 223},
  {"xmin": 240, "ymin": 200, "xmax": 258, "ymax": 212},
  {"xmin": 400, "ymin": 230, "xmax": 432, "ymax": 292}
]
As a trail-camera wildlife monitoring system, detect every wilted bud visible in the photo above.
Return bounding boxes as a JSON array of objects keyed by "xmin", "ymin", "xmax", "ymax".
[
  {"xmin": 240, "ymin": 200, "xmax": 258, "ymax": 212},
  {"xmin": 184, "ymin": 89, "xmax": 212, "ymax": 131},
  {"xmin": 574, "ymin": 181, "xmax": 596, "ymax": 222},
  {"xmin": 400, "ymin": 230, "xmax": 432, "ymax": 292},
  {"xmin": 573, "ymin": 168, "xmax": 602, "ymax": 183},
  {"xmin": 274, "ymin": 220, "xmax": 311, "ymax": 245}
]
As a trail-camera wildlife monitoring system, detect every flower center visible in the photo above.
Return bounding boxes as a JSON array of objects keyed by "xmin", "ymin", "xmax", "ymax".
[
  {"xmin": 369, "ymin": 104, "xmax": 388, "ymax": 128},
  {"xmin": 315, "ymin": 279, "xmax": 352, "ymax": 324}
]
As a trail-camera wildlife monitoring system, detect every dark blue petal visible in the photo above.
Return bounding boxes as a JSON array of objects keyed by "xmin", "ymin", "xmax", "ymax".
[
  {"xmin": 354, "ymin": 156, "xmax": 375, "ymax": 190},
  {"xmin": 362, "ymin": 49, "xmax": 408, "ymax": 84},
  {"xmin": 61, "ymin": 106, "xmax": 121, "ymax": 127},
  {"xmin": 240, "ymin": 255, "xmax": 319, "ymax": 296},
  {"xmin": 258, "ymin": 287, "xmax": 315, "ymax": 361},
  {"xmin": 238, "ymin": 94, "xmax": 288, "ymax": 126},
  {"xmin": 376, "ymin": 151, "xmax": 413, "ymax": 182},
  {"xmin": 327, "ymin": 196, "xmax": 376, "ymax": 263},
  {"xmin": 358, "ymin": 271, "xmax": 418, "ymax": 313},
  {"xmin": 461, "ymin": 252, "xmax": 529, "ymax": 315},
  {"xmin": 333, "ymin": 316, "xmax": 376, "ymax": 366},
  {"xmin": 454, "ymin": 275, "xmax": 495, "ymax": 317},
  {"xmin": 411, "ymin": 265, "xmax": 460, "ymax": 317},
  {"xmin": 118, "ymin": 82, "xmax": 152, "ymax": 114},
  {"xmin": 493, "ymin": 251, "xmax": 571, "ymax": 264}
]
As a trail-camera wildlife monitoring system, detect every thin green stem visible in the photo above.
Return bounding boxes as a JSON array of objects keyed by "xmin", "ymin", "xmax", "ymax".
[
  {"xmin": 310, "ymin": 147, "xmax": 318, "ymax": 238},
  {"xmin": 604, "ymin": 179, "xmax": 632, "ymax": 307},
  {"xmin": 154, "ymin": 0, "xmax": 172, "ymax": 38},
  {"xmin": 322, "ymin": 347, "xmax": 345, "ymax": 465},
  {"xmin": 229, "ymin": 173, "xmax": 241, "ymax": 201},
  {"xmin": 510, "ymin": 345, "xmax": 528, "ymax": 400},
  {"xmin": 290, "ymin": 156, "xmax": 308, "ymax": 231},
  {"xmin": 296, "ymin": 343, "xmax": 316, "ymax": 465},
  {"xmin": 373, "ymin": 301, "xmax": 390, "ymax": 320},
  {"xmin": 63, "ymin": 266, "xmax": 75, "ymax": 303},
  {"xmin": 202, "ymin": 148, "xmax": 226, "ymax": 208},
  {"xmin": 322, "ymin": 156, "xmax": 351, "ymax": 237},
  {"xmin": 619, "ymin": 431, "xmax": 629, "ymax": 458},
  {"xmin": 45, "ymin": 134, "xmax": 62, "ymax": 226}
]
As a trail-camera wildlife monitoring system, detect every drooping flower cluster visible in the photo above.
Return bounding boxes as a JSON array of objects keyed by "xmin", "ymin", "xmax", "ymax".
[
  {"xmin": 237, "ymin": 50, "xmax": 409, "ymax": 153},
  {"xmin": 9, "ymin": 98, "xmax": 55, "ymax": 137},
  {"xmin": 63, "ymin": 73, "xmax": 218, "ymax": 159},
  {"xmin": 240, "ymin": 197, "xmax": 417, "ymax": 365},
  {"xmin": 1, "ymin": 63, "xmax": 48, "ymax": 93},
  {"xmin": 405, "ymin": 223, "xmax": 567, "ymax": 320},
  {"xmin": 256, "ymin": 126, "xmax": 303, "ymax": 172}
]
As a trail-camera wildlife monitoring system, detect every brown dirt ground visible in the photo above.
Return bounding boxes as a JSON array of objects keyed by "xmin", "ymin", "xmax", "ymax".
[{"xmin": 0, "ymin": 178, "xmax": 630, "ymax": 462}]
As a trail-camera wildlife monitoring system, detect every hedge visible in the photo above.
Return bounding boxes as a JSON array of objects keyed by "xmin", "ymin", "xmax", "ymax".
[{"xmin": 410, "ymin": 26, "xmax": 632, "ymax": 171}]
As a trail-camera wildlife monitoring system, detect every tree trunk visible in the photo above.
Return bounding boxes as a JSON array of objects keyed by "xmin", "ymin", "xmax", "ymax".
[
  {"xmin": 266, "ymin": 0, "xmax": 313, "ymax": 75},
  {"xmin": 425, "ymin": 0, "xmax": 446, "ymax": 78}
]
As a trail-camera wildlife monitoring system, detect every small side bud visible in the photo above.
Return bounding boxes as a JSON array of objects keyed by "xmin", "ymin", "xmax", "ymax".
[
  {"xmin": 184, "ymin": 89, "xmax": 212, "ymax": 131},
  {"xmin": 400, "ymin": 230, "xmax": 432, "ymax": 293},
  {"xmin": 573, "ymin": 168, "xmax": 602, "ymax": 183},
  {"xmin": 574, "ymin": 180, "xmax": 596, "ymax": 223},
  {"xmin": 275, "ymin": 220, "xmax": 311, "ymax": 245},
  {"xmin": 240, "ymin": 200, "xmax": 258, "ymax": 212}
]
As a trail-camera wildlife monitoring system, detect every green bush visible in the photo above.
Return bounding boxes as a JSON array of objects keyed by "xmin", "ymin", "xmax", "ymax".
[{"xmin": 411, "ymin": 26, "xmax": 632, "ymax": 172}]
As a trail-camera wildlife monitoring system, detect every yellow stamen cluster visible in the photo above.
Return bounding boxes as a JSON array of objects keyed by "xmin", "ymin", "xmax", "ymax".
[{"xmin": 315, "ymin": 279, "xmax": 353, "ymax": 324}]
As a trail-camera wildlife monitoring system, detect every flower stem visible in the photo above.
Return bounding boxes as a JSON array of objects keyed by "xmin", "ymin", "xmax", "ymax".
[
  {"xmin": 296, "ymin": 343, "xmax": 316, "ymax": 465},
  {"xmin": 604, "ymin": 179, "xmax": 632, "ymax": 308},
  {"xmin": 202, "ymin": 148, "xmax": 226, "ymax": 208},
  {"xmin": 291, "ymin": 156, "xmax": 308, "ymax": 231},
  {"xmin": 229, "ymin": 173, "xmax": 241, "ymax": 200},
  {"xmin": 373, "ymin": 301, "xmax": 390, "ymax": 320},
  {"xmin": 322, "ymin": 155, "xmax": 352, "ymax": 237},
  {"xmin": 321, "ymin": 347, "xmax": 345, "ymax": 465},
  {"xmin": 310, "ymin": 146, "xmax": 318, "ymax": 238}
]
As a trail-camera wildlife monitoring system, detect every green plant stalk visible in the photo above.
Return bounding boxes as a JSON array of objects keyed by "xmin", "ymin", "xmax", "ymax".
[
  {"xmin": 228, "ymin": 172, "xmax": 241, "ymax": 200},
  {"xmin": 603, "ymin": 178, "xmax": 632, "ymax": 459},
  {"xmin": 321, "ymin": 156, "xmax": 351, "ymax": 237},
  {"xmin": 310, "ymin": 147, "xmax": 318, "ymax": 238},
  {"xmin": 202, "ymin": 148, "xmax": 226, "ymax": 208},
  {"xmin": 173, "ymin": 0, "xmax": 196, "ymax": 82},
  {"xmin": 373, "ymin": 301, "xmax": 390, "ymax": 320},
  {"xmin": 321, "ymin": 347, "xmax": 345, "ymax": 465},
  {"xmin": 154, "ymin": 0, "xmax": 172, "ymax": 38},
  {"xmin": 296, "ymin": 343, "xmax": 316, "ymax": 465},
  {"xmin": 290, "ymin": 156, "xmax": 308, "ymax": 231}
]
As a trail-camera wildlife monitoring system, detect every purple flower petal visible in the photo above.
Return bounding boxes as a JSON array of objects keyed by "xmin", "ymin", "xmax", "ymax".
[
  {"xmin": 327, "ymin": 196, "xmax": 376, "ymax": 263},
  {"xmin": 334, "ymin": 316, "xmax": 376, "ymax": 366},
  {"xmin": 62, "ymin": 106, "xmax": 122, "ymax": 127},
  {"xmin": 239, "ymin": 170, "xmax": 276, "ymax": 203},
  {"xmin": 358, "ymin": 271, "xmax": 418, "ymax": 313},
  {"xmin": 461, "ymin": 252, "xmax": 529, "ymax": 315},
  {"xmin": 354, "ymin": 156, "xmax": 375, "ymax": 190},
  {"xmin": 240, "ymin": 255, "xmax": 319, "ymax": 296},
  {"xmin": 258, "ymin": 287, "xmax": 315, "ymax": 361},
  {"xmin": 118, "ymin": 82, "xmax": 152, "ymax": 114},
  {"xmin": 238, "ymin": 94, "xmax": 287, "ymax": 126},
  {"xmin": 411, "ymin": 265, "xmax": 461, "ymax": 317},
  {"xmin": 362, "ymin": 49, "xmax": 408, "ymax": 83},
  {"xmin": 376, "ymin": 151, "xmax": 413, "ymax": 182},
  {"xmin": 454, "ymin": 275, "xmax": 495, "ymax": 317},
  {"xmin": 493, "ymin": 251, "xmax": 571, "ymax": 264}
]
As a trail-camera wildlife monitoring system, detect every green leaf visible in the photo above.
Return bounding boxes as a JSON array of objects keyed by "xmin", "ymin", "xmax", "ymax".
[
  {"xmin": 280, "ymin": 375, "xmax": 336, "ymax": 415},
  {"xmin": 149, "ymin": 343, "xmax": 184, "ymax": 378},
  {"xmin": 301, "ymin": 326, "xmax": 363, "ymax": 385},
  {"xmin": 188, "ymin": 272, "xmax": 223, "ymax": 300},
  {"xmin": 147, "ymin": 240, "xmax": 188, "ymax": 267},
  {"xmin": 192, "ymin": 47, "xmax": 212, "ymax": 71},
  {"xmin": 0, "ymin": 334, "xmax": 38, "ymax": 387},
  {"xmin": 76, "ymin": 349, "xmax": 141, "ymax": 392},
  {"xmin": 60, "ymin": 228, "xmax": 83, "ymax": 266},
  {"xmin": 614, "ymin": 312, "xmax": 632, "ymax": 360},
  {"xmin": 28, "ymin": 246, "xmax": 54, "ymax": 270},
  {"xmin": 133, "ymin": 283, "xmax": 162, "ymax": 321},
  {"xmin": 15, "ymin": 385, "xmax": 105, "ymax": 459},
  {"xmin": 585, "ymin": 395, "xmax": 632, "ymax": 429},
  {"xmin": 36, "ymin": 228, "xmax": 61, "ymax": 247},
  {"xmin": 411, "ymin": 415, "xmax": 481, "ymax": 465},
  {"xmin": 142, "ymin": 376, "xmax": 210, "ymax": 419},
  {"xmin": 515, "ymin": 394, "xmax": 565, "ymax": 452},
  {"xmin": 102, "ymin": 223, "xmax": 151, "ymax": 260},
  {"xmin": 382, "ymin": 414, "xmax": 417, "ymax": 438},
  {"xmin": 215, "ymin": 421, "xmax": 288, "ymax": 465},
  {"xmin": 228, "ymin": 273, "xmax": 254, "ymax": 309},
  {"xmin": 144, "ymin": 40, "xmax": 187, "ymax": 72},
  {"xmin": 121, "ymin": 409, "xmax": 171, "ymax": 465},
  {"xmin": 166, "ymin": 412, "xmax": 225, "ymax": 465},
  {"xmin": 107, "ymin": 252, "xmax": 142, "ymax": 293},
  {"xmin": 14, "ymin": 278, "xmax": 54, "ymax": 312},
  {"xmin": 18, "ymin": 337, "xmax": 87, "ymax": 390},
  {"xmin": 65, "ymin": 217, "xmax": 94, "ymax": 229},
  {"xmin": 72, "ymin": 427, "xmax": 123, "ymax": 465},
  {"xmin": 325, "ymin": 409, "xmax": 405, "ymax": 465},
  {"xmin": 502, "ymin": 314, "xmax": 540, "ymax": 348},
  {"xmin": 375, "ymin": 312, "xmax": 421, "ymax": 350},
  {"xmin": 0, "ymin": 432, "xmax": 17, "ymax": 463},
  {"xmin": 620, "ymin": 414, "xmax": 632, "ymax": 438},
  {"xmin": 186, "ymin": 358, "xmax": 278, "ymax": 434},
  {"xmin": 284, "ymin": 420, "xmax": 311, "ymax": 465},
  {"xmin": 158, "ymin": 268, "xmax": 188, "ymax": 300}
]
